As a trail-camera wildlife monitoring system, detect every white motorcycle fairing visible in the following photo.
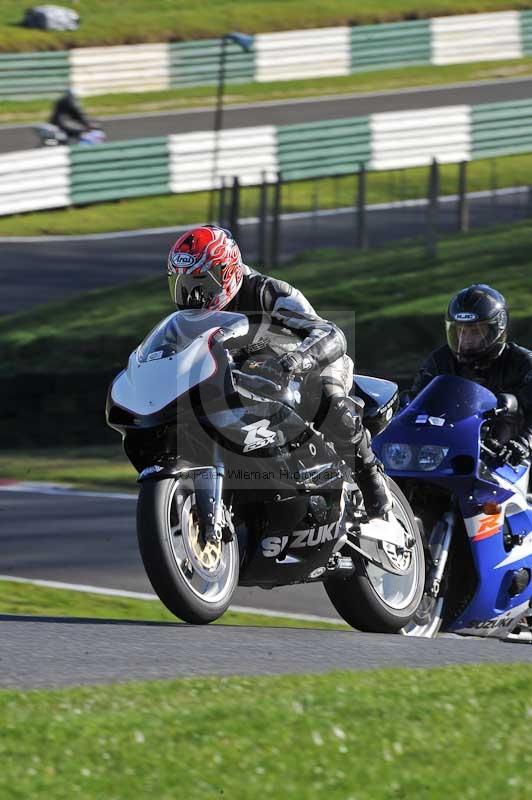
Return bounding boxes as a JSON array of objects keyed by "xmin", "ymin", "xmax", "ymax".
[{"xmin": 110, "ymin": 310, "xmax": 249, "ymax": 417}]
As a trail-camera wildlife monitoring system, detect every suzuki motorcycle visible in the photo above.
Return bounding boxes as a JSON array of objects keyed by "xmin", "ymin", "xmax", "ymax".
[
  {"xmin": 374, "ymin": 374, "xmax": 532, "ymax": 640},
  {"xmin": 106, "ymin": 309, "xmax": 425, "ymax": 629}
]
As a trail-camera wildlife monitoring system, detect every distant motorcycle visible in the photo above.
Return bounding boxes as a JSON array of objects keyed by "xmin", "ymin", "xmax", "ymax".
[
  {"xmin": 374, "ymin": 374, "xmax": 532, "ymax": 641},
  {"xmin": 34, "ymin": 123, "xmax": 106, "ymax": 147},
  {"xmin": 106, "ymin": 309, "xmax": 425, "ymax": 630}
]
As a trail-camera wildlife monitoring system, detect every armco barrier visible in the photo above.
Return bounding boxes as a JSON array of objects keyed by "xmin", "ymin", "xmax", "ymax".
[
  {"xmin": 0, "ymin": 50, "xmax": 69, "ymax": 99},
  {"xmin": 0, "ymin": 148, "xmax": 69, "ymax": 215},
  {"xmin": 169, "ymin": 39, "xmax": 254, "ymax": 87},
  {"xmin": 2, "ymin": 10, "xmax": 532, "ymax": 100},
  {"xmin": 2, "ymin": 96, "xmax": 532, "ymax": 217},
  {"xmin": 370, "ymin": 106, "xmax": 471, "ymax": 170},
  {"xmin": 70, "ymin": 138, "xmax": 169, "ymax": 205},
  {"xmin": 278, "ymin": 117, "xmax": 371, "ymax": 181},
  {"xmin": 471, "ymin": 99, "xmax": 532, "ymax": 159},
  {"xmin": 351, "ymin": 20, "xmax": 431, "ymax": 72},
  {"xmin": 431, "ymin": 11, "xmax": 522, "ymax": 65},
  {"xmin": 520, "ymin": 10, "xmax": 532, "ymax": 56},
  {"xmin": 70, "ymin": 44, "xmax": 170, "ymax": 96},
  {"xmin": 169, "ymin": 127, "xmax": 278, "ymax": 193},
  {"xmin": 254, "ymin": 27, "xmax": 350, "ymax": 82}
]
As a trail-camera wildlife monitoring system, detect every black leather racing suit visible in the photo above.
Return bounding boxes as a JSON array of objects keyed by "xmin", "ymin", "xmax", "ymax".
[
  {"xmin": 50, "ymin": 94, "xmax": 90, "ymax": 139},
  {"xmin": 411, "ymin": 342, "xmax": 532, "ymax": 455},
  {"xmin": 225, "ymin": 265, "xmax": 382, "ymax": 484}
]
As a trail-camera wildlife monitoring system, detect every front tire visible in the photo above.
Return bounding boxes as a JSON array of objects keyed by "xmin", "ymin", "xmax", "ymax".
[
  {"xmin": 325, "ymin": 478, "xmax": 425, "ymax": 633},
  {"xmin": 137, "ymin": 478, "xmax": 239, "ymax": 624}
]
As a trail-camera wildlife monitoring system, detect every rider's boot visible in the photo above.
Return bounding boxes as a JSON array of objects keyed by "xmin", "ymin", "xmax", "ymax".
[
  {"xmin": 356, "ymin": 458, "xmax": 393, "ymax": 520},
  {"xmin": 324, "ymin": 396, "xmax": 392, "ymax": 520}
]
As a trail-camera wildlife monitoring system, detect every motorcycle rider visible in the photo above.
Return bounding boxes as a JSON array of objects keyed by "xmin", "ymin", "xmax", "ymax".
[
  {"xmin": 410, "ymin": 284, "xmax": 532, "ymax": 469},
  {"xmin": 49, "ymin": 89, "xmax": 91, "ymax": 141},
  {"xmin": 167, "ymin": 224, "xmax": 391, "ymax": 519}
]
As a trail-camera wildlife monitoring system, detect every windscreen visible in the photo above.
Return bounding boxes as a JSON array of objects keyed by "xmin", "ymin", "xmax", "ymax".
[
  {"xmin": 408, "ymin": 375, "xmax": 496, "ymax": 422},
  {"xmin": 137, "ymin": 310, "xmax": 248, "ymax": 363}
]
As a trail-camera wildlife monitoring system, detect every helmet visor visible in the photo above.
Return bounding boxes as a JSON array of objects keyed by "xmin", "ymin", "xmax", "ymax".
[
  {"xmin": 446, "ymin": 318, "xmax": 502, "ymax": 362},
  {"xmin": 169, "ymin": 267, "xmax": 223, "ymax": 310}
]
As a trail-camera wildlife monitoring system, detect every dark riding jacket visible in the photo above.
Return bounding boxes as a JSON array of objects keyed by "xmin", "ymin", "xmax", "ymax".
[{"xmin": 411, "ymin": 342, "xmax": 532, "ymax": 449}]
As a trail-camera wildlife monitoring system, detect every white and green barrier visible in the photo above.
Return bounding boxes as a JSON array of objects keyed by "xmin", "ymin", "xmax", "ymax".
[
  {"xmin": 3, "ymin": 10, "xmax": 532, "ymax": 99},
  {"xmin": 2, "ymin": 97, "xmax": 532, "ymax": 216}
]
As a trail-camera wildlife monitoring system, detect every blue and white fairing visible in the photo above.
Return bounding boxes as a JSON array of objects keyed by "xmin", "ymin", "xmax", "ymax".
[
  {"xmin": 110, "ymin": 310, "xmax": 248, "ymax": 416},
  {"xmin": 373, "ymin": 375, "xmax": 532, "ymax": 638}
]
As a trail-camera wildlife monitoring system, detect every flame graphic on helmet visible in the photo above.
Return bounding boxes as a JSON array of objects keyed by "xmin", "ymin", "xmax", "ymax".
[{"xmin": 167, "ymin": 226, "xmax": 243, "ymax": 310}]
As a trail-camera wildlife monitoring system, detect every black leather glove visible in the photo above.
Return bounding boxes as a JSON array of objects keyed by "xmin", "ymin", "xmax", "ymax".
[
  {"xmin": 500, "ymin": 437, "xmax": 531, "ymax": 467},
  {"xmin": 260, "ymin": 351, "xmax": 316, "ymax": 384}
]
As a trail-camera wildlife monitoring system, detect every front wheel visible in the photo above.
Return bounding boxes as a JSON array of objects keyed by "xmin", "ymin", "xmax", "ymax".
[
  {"xmin": 137, "ymin": 478, "xmax": 239, "ymax": 624},
  {"xmin": 324, "ymin": 478, "xmax": 425, "ymax": 633}
]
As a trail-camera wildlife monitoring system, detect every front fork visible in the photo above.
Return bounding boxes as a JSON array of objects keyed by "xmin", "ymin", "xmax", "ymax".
[
  {"xmin": 426, "ymin": 511, "xmax": 454, "ymax": 597},
  {"xmin": 192, "ymin": 451, "xmax": 234, "ymax": 544}
]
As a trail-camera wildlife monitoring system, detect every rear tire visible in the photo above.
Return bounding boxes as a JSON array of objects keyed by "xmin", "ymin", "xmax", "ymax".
[
  {"xmin": 137, "ymin": 478, "xmax": 239, "ymax": 624},
  {"xmin": 325, "ymin": 478, "xmax": 425, "ymax": 633}
]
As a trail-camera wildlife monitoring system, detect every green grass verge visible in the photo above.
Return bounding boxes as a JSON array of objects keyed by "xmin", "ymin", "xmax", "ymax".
[
  {"xmin": 0, "ymin": 579, "xmax": 343, "ymax": 630},
  {"xmin": 2, "ymin": 0, "xmax": 532, "ymax": 51},
  {"xmin": 1, "ymin": 151, "xmax": 531, "ymax": 237},
  {"xmin": 0, "ymin": 220, "xmax": 530, "ymax": 382},
  {"xmin": 0, "ymin": 665, "xmax": 530, "ymax": 799},
  {"xmin": 3, "ymin": 56, "xmax": 532, "ymax": 125},
  {"xmin": 0, "ymin": 445, "xmax": 135, "ymax": 491}
]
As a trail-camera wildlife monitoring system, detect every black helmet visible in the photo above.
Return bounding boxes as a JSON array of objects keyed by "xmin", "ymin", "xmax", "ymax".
[{"xmin": 445, "ymin": 284, "xmax": 508, "ymax": 366}]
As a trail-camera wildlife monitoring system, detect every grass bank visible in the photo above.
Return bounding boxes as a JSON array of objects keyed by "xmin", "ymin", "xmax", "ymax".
[
  {"xmin": 0, "ymin": 445, "xmax": 134, "ymax": 491},
  {"xmin": 0, "ymin": 665, "xmax": 530, "ymax": 799},
  {"xmin": 2, "ymin": 1, "xmax": 532, "ymax": 51},
  {"xmin": 3, "ymin": 57, "xmax": 532, "ymax": 125},
  {"xmin": 0, "ymin": 579, "xmax": 342, "ymax": 629},
  {"xmin": 0, "ymin": 220, "xmax": 530, "ymax": 382},
  {"xmin": 1, "ymin": 152, "xmax": 531, "ymax": 238}
]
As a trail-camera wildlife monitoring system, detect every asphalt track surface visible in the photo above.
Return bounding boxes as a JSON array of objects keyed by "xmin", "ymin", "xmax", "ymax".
[
  {"xmin": 1, "ymin": 188, "xmax": 530, "ymax": 315},
  {"xmin": 0, "ymin": 490, "xmax": 343, "ymax": 620},
  {"xmin": 2, "ymin": 618, "xmax": 531, "ymax": 689},
  {"xmin": 1, "ymin": 77, "xmax": 532, "ymax": 153},
  {"xmin": 1, "ymin": 489, "xmax": 531, "ymax": 689}
]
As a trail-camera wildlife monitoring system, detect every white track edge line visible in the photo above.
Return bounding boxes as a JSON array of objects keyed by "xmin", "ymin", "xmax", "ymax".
[
  {"xmin": 0, "ymin": 575, "xmax": 347, "ymax": 625},
  {"xmin": 0, "ymin": 482, "xmax": 136, "ymax": 500}
]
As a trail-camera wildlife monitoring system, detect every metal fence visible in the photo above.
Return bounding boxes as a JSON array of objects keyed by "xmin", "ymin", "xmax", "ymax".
[{"xmin": 216, "ymin": 159, "xmax": 532, "ymax": 267}]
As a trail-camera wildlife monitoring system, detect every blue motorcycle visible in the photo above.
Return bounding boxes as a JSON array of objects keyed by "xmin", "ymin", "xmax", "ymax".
[{"xmin": 373, "ymin": 374, "xmax": 532, "ymax": 640}]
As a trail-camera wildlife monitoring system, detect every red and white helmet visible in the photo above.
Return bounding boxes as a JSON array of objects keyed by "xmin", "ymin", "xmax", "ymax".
[{"xmin": 167, "ymin": 225, "xmax": 244, "ymax": 311}]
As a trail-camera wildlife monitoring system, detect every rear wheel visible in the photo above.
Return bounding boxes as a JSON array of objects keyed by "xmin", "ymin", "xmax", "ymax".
[
  {"xmin": 137, "ymin": 478, "xmax": 239, "ymax": 624},
  {"xmin": 325, "ymin": 478, "xmax": 425, "ymax": 633}
]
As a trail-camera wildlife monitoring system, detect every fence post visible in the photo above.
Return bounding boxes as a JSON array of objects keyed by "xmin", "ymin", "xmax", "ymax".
[
  {"xmin": 357, "ymin": 163, "xmax": 367, "ymax": 249},
  {"xmin": 271, "ymin": 172, "xmax": 283, "ymax": 268},
  {"xmin": 458, "ymin": 161, "xmax": 469, "ymax": 233},
  {"xmin": 229, "ymin": 176, "xmax": 240, "ymax": 243},
  {"xmin": 426, "ymin": 158, "xmax": 439, "ymax": 259},
  {"xmin": 490, "ymin": 159, "xmax": 498, "ymax": 208},
  {"xmin": 218, "ymin": 175, "xmax": 227, "ymax": 227},
  {"xmin": 258, "ymin": 171, "xmax": 269, "ymax": 267}
]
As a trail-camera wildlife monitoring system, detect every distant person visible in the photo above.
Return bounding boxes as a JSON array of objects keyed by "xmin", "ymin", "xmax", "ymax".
[{"xmin": 49, "ymin": 89, "xmax": 91, "ymax": 142}]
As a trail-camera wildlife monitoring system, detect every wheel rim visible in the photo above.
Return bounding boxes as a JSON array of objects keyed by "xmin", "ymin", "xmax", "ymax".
[
  {"xmin": 166, "ymin": 483, "xmax": 238, "ymax": 605},
  {"xmin": 364, "ymin": 492, "xmax": 421, "ymax": 611}
]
